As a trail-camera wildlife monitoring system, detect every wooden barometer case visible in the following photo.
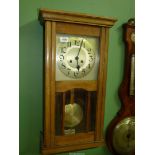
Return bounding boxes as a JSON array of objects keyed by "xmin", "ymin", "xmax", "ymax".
[
  {"xmin": 106, "ymin": 19, "xmax": 135, "ymax": 155},
  {"xmin": 39, "ymin": 9, "xmax": 116, "ymax": 154}
]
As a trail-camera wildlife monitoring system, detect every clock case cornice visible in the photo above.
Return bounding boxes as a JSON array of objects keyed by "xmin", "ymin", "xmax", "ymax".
[{"xmin": 39, "ymin": 9, "xmax": 117, "ymax": 27}]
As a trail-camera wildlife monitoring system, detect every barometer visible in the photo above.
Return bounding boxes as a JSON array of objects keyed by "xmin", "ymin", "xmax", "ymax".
[{"xmin": 106, "ymin": 19, "xmax": 135, "ymax": 155}]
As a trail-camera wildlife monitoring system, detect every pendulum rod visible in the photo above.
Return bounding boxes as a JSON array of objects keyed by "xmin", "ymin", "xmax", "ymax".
[{"xmin": 70, "ymin": 89, "xmax": 75, "ymax": 104}]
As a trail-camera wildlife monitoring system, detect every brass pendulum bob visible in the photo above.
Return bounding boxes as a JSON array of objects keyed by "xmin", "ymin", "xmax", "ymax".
[{"xmin": 64, "ymin": 89, "xmax": 83, "ymax": 128}]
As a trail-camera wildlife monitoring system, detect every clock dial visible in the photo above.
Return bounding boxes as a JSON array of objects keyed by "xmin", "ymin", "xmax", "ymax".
[
  {"xmin": 56, "ymin": 35, "xmax": 97, "ymax": 79},
  {"xmin": 112, "ymin": 117, "xmax": 135, "ymax": 155}
]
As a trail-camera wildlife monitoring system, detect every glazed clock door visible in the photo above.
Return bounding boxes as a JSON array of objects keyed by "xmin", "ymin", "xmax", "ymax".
[
  {"xmin": 55, "ymin": 33, "xmax": 99, "ymax": 137},
  {"xmin": 54, "ymin": 23, "xmax": 100, "ymax": 141}
]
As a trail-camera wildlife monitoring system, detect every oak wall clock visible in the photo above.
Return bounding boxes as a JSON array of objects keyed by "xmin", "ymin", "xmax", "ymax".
[
  {"xmin": 106, "ymin": 19, "xmax": 135, "ymax": 155},
  {"xmin": 39, "ymin": 9, "xmax": 116, "ymax": 154}
]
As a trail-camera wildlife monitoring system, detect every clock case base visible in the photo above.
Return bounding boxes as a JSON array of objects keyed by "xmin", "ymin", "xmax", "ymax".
[{"xmin": 41, "ymin": 138, "xmax": 104, "ymax": 154}]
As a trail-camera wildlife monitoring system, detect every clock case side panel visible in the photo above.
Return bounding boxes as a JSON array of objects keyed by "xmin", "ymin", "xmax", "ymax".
[
  {"xmin": 42, "ymin": 21, "xmax": 52, "ymax": 148},
  {"xmin": 95, "ymin": 27, "xmax": 110, "ymax": 141},
  {"xmin": 42, "ymin": 21, "xmax": 56, "ymax": 148}
]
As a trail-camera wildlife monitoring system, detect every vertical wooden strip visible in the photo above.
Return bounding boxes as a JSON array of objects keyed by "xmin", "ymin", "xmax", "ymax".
[
  {"xmin": 61, "ymin": 92, "xmax": 66, "ymax": 135},
  {"xmin": 95, "ymin": 27, "xmax": 109, "ymax": 141},
  {"xmin": 50, "ymin": 22, "xmax": 56, "ymax": 145},
  {"xmin": 100, "ymin": 28, "xmax": 109, "ymax": 139},
  {"xmin": 86, "ymin": 91, "xmax": 91, "ymax": 132},
  {"xmin": 43, "ymin": 21, "xmax": 52, "ymax": 147},
  {"xmin": 70, "ymin": 89, "xmax": 74, "ymax": 104}
]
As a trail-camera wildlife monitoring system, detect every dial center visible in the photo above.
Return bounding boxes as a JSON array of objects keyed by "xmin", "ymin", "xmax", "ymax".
[
  {"xmin": 66, "ymin": 47, "xmax": 86, "ymax": 69},
  {"xmin": 126, "ymin": 133, "xmax": 131, "ymax": 139}
]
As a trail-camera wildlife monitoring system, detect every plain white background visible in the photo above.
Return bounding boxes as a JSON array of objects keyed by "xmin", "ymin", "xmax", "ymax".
[
  {"xmin": 0, "ymin": 0, "xmax": 18, "ymax": 154},
  {"xmin": 1, "ymin": 0, "xmax": 155, "ymax": 154},
  {"xmin": 135, "ymin": 0, "xmax": 155, "ymax": 154}
]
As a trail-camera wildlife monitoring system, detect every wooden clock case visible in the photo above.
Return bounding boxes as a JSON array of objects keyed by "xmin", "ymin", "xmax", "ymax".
[
  {"xmin": 39, "ymin": 9, "xmax": 116, "ymax": 154},
  {"xmin": 106, "ymin": 19, "xmax": 135, "ymax": 155}
]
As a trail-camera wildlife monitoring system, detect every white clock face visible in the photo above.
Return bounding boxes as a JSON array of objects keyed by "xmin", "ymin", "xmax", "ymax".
[{"xmin": 56, "ymin": 34, "xmax": 99, "ymax": 79}]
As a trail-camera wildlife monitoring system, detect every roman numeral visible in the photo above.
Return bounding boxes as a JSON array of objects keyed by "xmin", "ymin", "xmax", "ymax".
[
  {"xmin": 82, "ymin": 69, "xmax": 86, "ymax": 75},
  {"xmin": 89, "ymin": 55, "xmax": 94, "ymax": 62},
  {"xmin": 75, "ymin": 40, "xmax": 81, "ymax": 46},
  {"xmin": 59, "ymin": 55, "xmax": 64, "ymax": 61},
  {"xmin": 74, "ymin": 72, "xmax": 78, "ymax": 77},
  {"xmin": 67, "ymin": 68, "xmax": 71, "ymax": 75},
  {"xmin": 61, "ymin": 63, "xmax": 66, "ymax": 69},
  {"xmin": 87, "ymin": 48, "xmax": 91, "ymax": 52},
  {"xmin": 88, "ymin": 64, "xmax": 91, "ymax": 69}
]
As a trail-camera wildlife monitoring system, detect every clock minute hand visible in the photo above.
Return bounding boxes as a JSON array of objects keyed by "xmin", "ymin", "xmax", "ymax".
[
  {"xmin": 77, "ymin": 39, "xmax": 83, "ymax": 57},
  {"xmin": 75, "ymin": 39, "xmax": 83, "ymax": 71}
]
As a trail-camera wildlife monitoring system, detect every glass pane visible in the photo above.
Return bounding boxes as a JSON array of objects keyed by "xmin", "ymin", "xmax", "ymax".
[{"xmin": 55, "ymin": 89, "xmax": 96, "ymax": 136}]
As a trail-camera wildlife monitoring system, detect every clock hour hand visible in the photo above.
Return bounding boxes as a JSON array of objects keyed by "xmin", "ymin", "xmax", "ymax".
[
  {"xmin": 75, "ymin": 56, "xmax": 80, "ymax": 71},
  {"xmin": 75, "ymin": 39, "xmax": 83, "ymax": 71}
]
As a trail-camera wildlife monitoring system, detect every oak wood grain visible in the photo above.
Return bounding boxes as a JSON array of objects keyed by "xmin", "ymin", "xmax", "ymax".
[
  {"xmin": 100, "ymin": 27, "xmax": 109, "ymax": 139},
  {"xmin": 41, "ymin": 140, "xmax": 105, "ymax": 155},
  {"xmin": 50, "ymin": 22, "xmax": 56, "ymax": 146},
  {"xmin": 56, "ymin": 22, "xmax": 100, "ymax": 37},
  {"xmin": 55, "ymin": 132, "xmax": 94, "ymax": 145},
  {"xmin": 61, "ymin": 92, "xmax": 66, "ymax": 135},
  {"xmin": 86, "ymin": 92, "xmax": 91, "ymax": 131},
  {"xmin": 56, "ymin": 81, "xmax": 97, "ymax": 92},
  {"xmin": 39, "ymin": 9, "xmax": 116, "ymax": 27},
  {"xmin": 43, "ymin": 21, "xmax": 52, "ymax": 147},
  {"xmin": 95, "ymin": 27, "xmax": 109, "ymax": 141}
]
